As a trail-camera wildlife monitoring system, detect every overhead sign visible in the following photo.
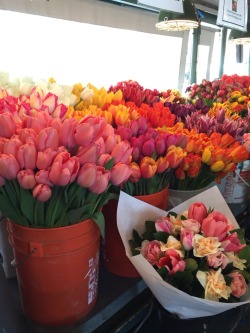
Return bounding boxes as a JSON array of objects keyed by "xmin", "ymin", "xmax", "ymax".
[
  {"xmin": 216, "ymin": 0, "xmax": 248, "ymax": 31},
  {"xmin": 138, "ymin": 0, "xmax": 184, "ymax": 13}
]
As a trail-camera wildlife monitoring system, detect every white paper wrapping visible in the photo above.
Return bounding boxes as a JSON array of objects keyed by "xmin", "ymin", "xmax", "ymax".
[{"xmin": 117, "ymin": 186, "xmax": 250, "ymax": 319}]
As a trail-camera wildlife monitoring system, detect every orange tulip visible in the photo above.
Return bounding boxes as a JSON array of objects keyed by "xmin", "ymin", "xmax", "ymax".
[
  {"xmin": 140, "ymin": 157, "xmax": 157, "ymax": 179},
  {"xmin": 166, "ymin": 146, "xmax": 186, "ymax": 169}
]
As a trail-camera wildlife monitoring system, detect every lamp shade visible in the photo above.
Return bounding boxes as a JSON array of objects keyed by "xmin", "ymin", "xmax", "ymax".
[
  {"xmin": 155, "ymin": 0, "xmax": 199, "ymax": 31},
  {"xmin": 229, "ymin": 22, "xmax": 250, "ymax": 44}
]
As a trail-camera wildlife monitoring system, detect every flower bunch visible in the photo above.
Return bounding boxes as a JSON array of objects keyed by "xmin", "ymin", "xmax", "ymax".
[
  {"xmin": 166, "ymin": 129, "xmax": 250, "ymax": 190},
  {"xmin": 115, "ymin": 117, "xmax": 187, "ymax": 195},
  {"xmin": 186, "ymin": 74, "xmax": 250, "ymax": 107},
  {"xmin": 0, "ymin": 107, "xmax": 133, "ymax": 235},
  {"xmin": 129, "ymin": 201, "xmax": 250, "ymax": 302}
]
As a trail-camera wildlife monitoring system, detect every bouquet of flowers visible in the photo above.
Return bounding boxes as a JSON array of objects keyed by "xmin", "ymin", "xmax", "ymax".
[{"xmin": 117, "ymin": 186, "xmax": 250, "ymax": 318}]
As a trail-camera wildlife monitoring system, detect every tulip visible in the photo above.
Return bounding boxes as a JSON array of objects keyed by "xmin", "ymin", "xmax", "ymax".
[
  {"xmin": 17, "ymin": 142, "xmax": 37, "ymax": 170},
  {"xmin": 77, "ymin": 163, "xmax": 97, "ymax": 188},
  {"xmin": 22, "ymin": 112, "xmax": 50, "ymax": 134},
  {"xmin": 110, "ymin": 163, "xmax": 132, "ymax": 186},
  {"xmin": 36, "ymin": 148, "xmax": 59, "ymax": 170},
  {"xmin": 140, "ymin": 157, "xmax": 157, "ymax": 179},
  {"xmin": 166, "ymin": 146, "xmax": 186, "ymax": 169},
  {"xmin": 181, "ymin": 229, "xmax": 194, "ymax": 251},
  {"xmin": 3, "ymin": 137, "xmax": 23, "ymax": 157},
  {"xmin": 229, "ymin": 146, "xmax": 249, "ymax": 163},
  {"xmin": 30, "ymin": 90, "xmax": 43, "ymax": 110},
  {"xmin": 0, "ymin": 113, "xmax": 16, "ymax": 138},
  {"xmin": 0, "ymin": 138, "xmax": 9, "ymax": 153},
  {"xmin": 141, "ymin": 138, "xmax": 155, "ymax": 157},
  {"xmin": 88, "ymin": 166, "xmax": 110, "ymax": 194},
  {"xmin": 35, "ymin": 169, "xmax": 54, "ymax": 187},
  {"xmin": 17, "ymin": 128, "xmax": 37, "ymax": 144},
  {"xmin": 33, "ymin": 184, "xmax": 52, "ymax": 202},
  {"xmin": 210, "ymin": 160, "xmax": 225, "ymax": 172},
  {"xmin": 111, "ymin": 141, "xmax": 132, "ymax": 164},
  {"xmin": 42, "ymin": 92, "xmax": 58, "ymax": 114},
  {"xmin": 36, "ymin": 127, "xmax": 59, "ymax": 151},
  {"xmin": 0, "ymin": 154, "xmax": 20, "ymax": 180},
  {"xmin": 52, "ymin": 103, "xmax": 68, "ymax": 119},
  {"xmin": 58, "ymin": 118, "xmax": 78, "ymax": 149},
  {"xmin": 74, "ymin": 115, "xmax": 107, "ymax": 147},
  {"xmin": 97, "ymin": 154, "xmax": 113, "ymax": 167},
  {"xmin": 49, "ymin": 152, "xmax": 80, "ymax": 186},
  {"xmin": 77, "ymin": 138, "xmax": 105, "ymax": 164},
  {"xmin": 128, "ymin": 162, "xmax": 141, "ymax": 183},
  {"xmin": 17, "ymin": 169, "xmax": 36, "ymax": 189},
  {"xmin": 188, "ymin": 202, "xmax": 207, "ymax": 222}
]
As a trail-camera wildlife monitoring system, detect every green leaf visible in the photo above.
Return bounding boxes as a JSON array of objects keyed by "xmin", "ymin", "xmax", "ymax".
[
  {"xmin": 104, "ymin": 157, "xmax": 115, "ymax": 170},
  {"xmin": 185, "ymin": 258, "xmax": 198, "ymax": 272},
  {"xmin": 173, "ymin": 270, "xmax": 193, "ymax": 288},
  {"xmin": 91, "ymin": 211, "xmax": 105, "ymax": 238},
  {"xmin": 0, "ymin": 193, "xmax": 25, "ymax": 224},
  {"xmin": 241, "ymin": 270, "xmax": 250, "ymax": 282},
  {"xmin": 20, "ymin": 187, "xmax": 34, "ymax": 225},
  {"xmin": 156, "ymin": 266, "xmax": 168, "ymax": 280},
  {"xmin": 154, "ymin": 231, "xmax": 169, "ymax": 243},
  {"xmin": 239, "ymin": 245, "xmax": 250, "ymax": 262}
]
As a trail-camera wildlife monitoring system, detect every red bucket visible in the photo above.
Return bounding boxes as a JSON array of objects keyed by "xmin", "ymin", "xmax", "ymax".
[
  {"xmin": 7, "ymin": 219, "xmax": 100, "ymax": 327},
  {"xmin": 102, "ymin": 188, "xmax": 168, "ymax": 277}
]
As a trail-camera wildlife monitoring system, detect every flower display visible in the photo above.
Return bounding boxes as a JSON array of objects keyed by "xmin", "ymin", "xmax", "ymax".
[{"xmin": 117, "ymin": 187, "xmax": 250, "ymax": 319}]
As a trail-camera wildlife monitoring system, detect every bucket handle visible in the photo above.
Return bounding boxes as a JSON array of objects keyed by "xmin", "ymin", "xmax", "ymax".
[{"xmin": 11, "ymin": 248, "xmax": 37, "ymax": 269}]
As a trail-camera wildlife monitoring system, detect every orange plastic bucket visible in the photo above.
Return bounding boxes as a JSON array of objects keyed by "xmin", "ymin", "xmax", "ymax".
[
  {"xmin": 7, "ymin": 219, "xmax": 100, "ymax": 327},
  {"xmin": 102, "ymin": 188, "xmax": 168, "ymax": 277}
]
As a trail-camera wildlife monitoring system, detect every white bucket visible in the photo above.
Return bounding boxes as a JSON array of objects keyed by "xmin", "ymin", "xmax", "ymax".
[{"xmin": 222, "ymin": 161, "xmax": 250, "ymax": 204}]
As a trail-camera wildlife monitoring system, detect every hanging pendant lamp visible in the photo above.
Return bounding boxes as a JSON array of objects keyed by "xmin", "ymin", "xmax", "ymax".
[
  {"xmin": 229, "ymin": 21, "xmax": 250, "ymax": 44},
  {"xmin": 155, "ymin": 0, "xmax": 199, "ymax": 31}
]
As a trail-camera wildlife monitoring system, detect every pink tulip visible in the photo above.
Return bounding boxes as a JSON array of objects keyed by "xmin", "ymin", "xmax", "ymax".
[
  {"xmin": 0, "ymin": 138, "xmax": 8, "ymax": 153},
  {"xmin": 221, "ymin": 232, "xmax": 246, "ymax": 253},
  {"xmin": 35, "ymin": 170, "xmax": 53, "ymax": 187},
  {"xmin": 97, "ymin": 154, "xmax": 113, "ymax": 167},
  {"xmin": 201, "ymin": 211, "xmax": 233, "ymax": 241},
  {"xmin": 182, "ymin": 219, "xmax": 201, "ymax": 234},
  {"xmin": 74, "ymin": 115, "xmax": 107, "ymax": 147},
  {"xmin": 3, "ymin": 137, "xmax": 23, "ymax": 158},
  {"xmin": 36, "ymin": 148, "xmax": 59, "ymax": 170},
  {"xmin": 59, "ymin": 118, "xmax": 78, "ymax": 149},
  {"xmin": 104, "ymin": 133, "xmax": 118, "ymax": 154},
  {"xmin": 29, "ymin": 90, "xmax": 43, "ymax": 110},
  {"xmin": 22, "ymin": 111, "xmax": 51, "ymax": 134},
  {"xmin": 111, "ymin": 141, "xmax": 132, "ymax": 164},
  {"xmin": 141, "ymin": 240, "xmax": 163, "ymax": 266},
  {"xmin": 17, "ymin": 169, "xmax": 36, "ymax": 189},
  {"xmin": 141, "ymin": 138, "xmax": 155, "ymax": 157},
  {"xmin": 0, "ymin": 113, "xmax": 16, "ymax": 138},
  {"xmin": 188, "ymin": 202, "xmax": 208, "ymax": 223},
  {"xmin": 33, "ymin": 184, "xmax": 52, "ymax": 202},
  {"xmin": 49, "ymin": 152, "xmax": 80, "ymax": 186},
  {"xmin": 228, "ymin": 271, "xmax": 248, "ymax": 298},
  {"xmin": 128, "ymin": 162, "xmax": 141, "ymax": 183},
  {"xmin": 50, "ymin": 118, "xmax": 62, "ymax": 133},
  {"xmin": 88, "ymin": 166, "xmax": 110, "ymax": 194},
  {"xmin": 35, "ymin": 127, "xmax": 59, "ymax": 151},
  {"xmin": 52, "ymin": 104, "xmax": 68, "ymax": 119},
  {"xmin": 0, "ymin": 154, "xmax": 20, "ymax": 180},
  {"xmin": 110, "ymin": 163, "xmax": 132, "ymax": 186},
  {"xmin": 17, "ymin": 128, "xmax": 37, "ymax": 144},
  {"xmin": 42, "ymin": 92, "xmax": 58, "ymax": 114},
  {"xmin": 77, "ymin": 163, "xmax": 97, "ymax": 188},
  {"xmin": 116, "ymin": 126, "xmax": 133, "ymax": 141},
  {"xmin": 181, "ymin": 228, "xmax": 194, "ymax": 251},
  {"xmin": 16, "ymin": 142, "xmax": 37, "ymax": 170},
  {"xmin": 77, "ymin": 138, "xmax": 105, "ymax": 165},
  {"xmin": 155, "ymin": 217, "xmax": 173, "ymax": 234},
  {"xmin": 155, "ymin": 137, "xmax": 166, "ymax": 155}
]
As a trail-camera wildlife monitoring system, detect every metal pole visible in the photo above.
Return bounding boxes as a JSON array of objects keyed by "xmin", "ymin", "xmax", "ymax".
[{"xmin": 218, "ymin": 27, "xmax": 227, "ymax": 78}]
